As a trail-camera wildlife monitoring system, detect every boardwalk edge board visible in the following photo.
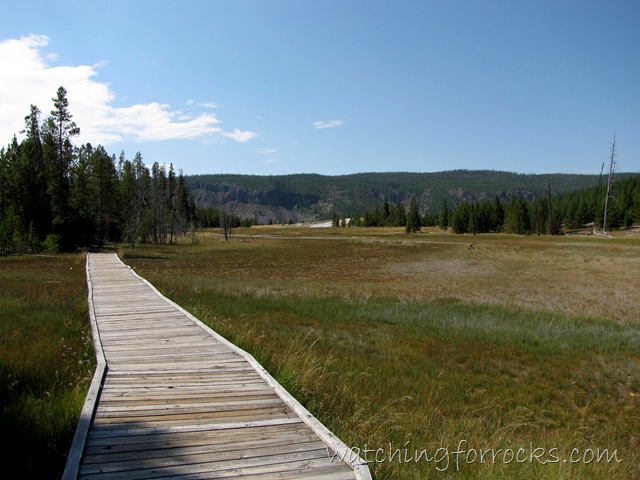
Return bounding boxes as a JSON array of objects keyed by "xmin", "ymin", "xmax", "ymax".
[
  {"xmin": 62, "ymin": 254, "xmax": 108, "ymax": 480},
  {"xmin": 62, "ymin": 253, "xmax": 372, "ymax": 480}
]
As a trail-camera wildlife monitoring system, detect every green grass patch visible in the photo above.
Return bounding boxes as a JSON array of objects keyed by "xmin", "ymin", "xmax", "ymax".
[
  {"xmin": 0, "ymin": 254, "xmax": 94, "ymax": 478},
  {"xmin": 122, "ymin": 235, "xmax": 640, "ymax": 480}
]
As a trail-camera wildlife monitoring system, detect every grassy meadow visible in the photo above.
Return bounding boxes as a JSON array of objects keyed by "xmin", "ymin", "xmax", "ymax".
[
  {"xmin": 0, "ymin": 254, "xmax": 94, "ymax": 478},
  {"xmin": 118, "ymin": 227, "xmax": 640, "ymax": 479}
]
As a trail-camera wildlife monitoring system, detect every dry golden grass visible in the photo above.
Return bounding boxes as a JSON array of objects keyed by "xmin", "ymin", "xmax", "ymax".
[{"xmin": 158, "ymin": 228, "xmax": 640, "ymax": 323}]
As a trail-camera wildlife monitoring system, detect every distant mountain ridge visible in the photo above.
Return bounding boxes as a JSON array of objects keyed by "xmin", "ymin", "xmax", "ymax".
[{"xmin": 185, "ymin": 170, "xmax": 628, "ymax": 224}]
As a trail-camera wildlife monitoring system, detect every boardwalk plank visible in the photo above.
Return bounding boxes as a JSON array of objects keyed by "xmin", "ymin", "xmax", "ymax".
[
  {"xmin": 79, "ymin": 441, "xmax": 330, "ymax": 475},
  {"xmin": 78, "ymin": 449, "xmax": 332, "ymax": 479},
  {"xmin": 84, "ymin": 424, "xmax": 320, "ymax": 453}
]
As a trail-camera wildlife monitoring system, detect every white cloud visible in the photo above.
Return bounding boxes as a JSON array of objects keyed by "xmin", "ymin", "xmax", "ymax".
[
  {"xmin": 0, "ymin": 35, "xmax": 255, "ymax": 145},
  {"xmin": 222, "ymin": 129, "xmax": 258, "ymax": 143},
  {"xmin": 313, "ymin": 119, "xmax": 344, "ymax": 129},
  {"xmin": 260, "ymin": 158, "xmax": 280, "ymax": 164},
  {"xmin": 105, "ymin": 103, "xmax": 223, "ymax": 142}
]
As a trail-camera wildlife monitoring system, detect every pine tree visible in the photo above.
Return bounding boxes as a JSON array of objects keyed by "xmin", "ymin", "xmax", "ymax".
[
  {"xmin": 149, "ymin": 162, "xmax": 167, "ymax": 243},
  {"xmin": 451, "ymin": 203, "xmax": 470, "ymax": 234},
  {"xmin": 177, "ymin": 172, "xmax": 192, "ymax": 234},
  {"xmin": 475, "ymin": 200, "xmax": 494, "ymax": 233},
  {"xmin": 70, "ymin": 143, "xmax": 95, "ymax": 246},
  {"xmin": 394, "ymin": 202, "xmax": 407, "ymax": 227},
  {"xmin": 372, "ymin": 203, "xmax": 382, "ymax": 227},
  {"xmin": 0, "ymin": 145, "xmax": 7, "ymax": 222},
  {"xmin": 405, "ymin": 196, "xmax": 421, "ymax": 233},
  {"xmin": 332, "ymin": 212, "xmax": 340, "ymax": 227},
  {"xmin": 504, "ymin": 197, "xmax": 530, "ymax": 234},
  {"xmin": 168, "ymin": 164, "xmax": 178, "ymax": 243},
  {"xmin": 383, "ymin": 200, "xmax": 391, "ymax": 226},
  {"xmin": 88, "ymin": 145, "xmax": 120, "ymax": 246},
  {"xmin": 119, "ymin": 152, "xmax": 149, "ymax": 247},
  {"xmin": 21, "ymin": 105, "xmax": 49, "ymax": 238},
  {"xmin": 42, "ymin": 86, "xmax": 80, "ymax": 249},
  {"xmin": 438, "ymin": 200, "xmax": 449, "ymax": 230},
  {"xmin": 492, "ymin": 195, "xmax": 504, "ymax": 231}
]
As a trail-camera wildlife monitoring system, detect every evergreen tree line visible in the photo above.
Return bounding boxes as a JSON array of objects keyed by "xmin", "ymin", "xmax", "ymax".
[
  {"xmin": 196, "ymin": 207, "xmax": 257, "ymax": 229},
  {"xmin": 338, "ymin": 174, "xmax": 640, "ymax": 235},
  {"xmin": 0, "ymin": 86, "xmax": 196, "ymax": 253},
  {"xmin": 446, "ymin": 175, "xmax": 640, "ymax": 235},
  {"xmin": 333, "ymin": 196, "xmax": 426, "ymax": 233}
]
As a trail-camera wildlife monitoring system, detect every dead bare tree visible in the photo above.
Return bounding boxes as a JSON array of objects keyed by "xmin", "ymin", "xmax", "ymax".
[
  {"xmin": 593, "ymin": 162, "xmax": 605, "ymax": 230},
  {"xmin": 533, "ymin": 195, "xmax": 541, "ymax": 236},
  {"xmin": 602, "ymin": 134, "xmax": 616, "ymax": 234},
  {"xmin": 221, "ymin": 208, "xmax": 233, "ymax": 241},
  {"xmin": 547, "ymin": 183, "xmax": 553, "ymax": 235}
]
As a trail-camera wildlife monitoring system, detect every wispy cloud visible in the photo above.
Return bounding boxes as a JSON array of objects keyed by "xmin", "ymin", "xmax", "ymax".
[
  {"xmin": 260, "ymin": 158, "xmax": 280, "ymax": 164},
  {"xmin": 186, "ymin": 99, "xmax": 221, "ymax": 109},
  {"xmin": 313, "ymin": 119, "xmax": 344, "ymax": 129},
  {"xmin": 257, "ymin": 148, "xmax": 278, "ymax": 155},
  {"xmin": 0, "ymin": 35, "xmax": 255, "ymax": 145},
  {"xmin": 198, "ymin": 101, "xmax": 222, "ymax": 109}
]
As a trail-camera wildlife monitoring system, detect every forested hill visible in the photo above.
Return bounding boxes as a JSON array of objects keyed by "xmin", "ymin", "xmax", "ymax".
[{"xmin": 186, "ymin": 170, "xmax": 632, "ymax": 224}]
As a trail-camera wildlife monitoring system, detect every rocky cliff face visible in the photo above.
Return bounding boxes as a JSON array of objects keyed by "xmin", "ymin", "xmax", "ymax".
[
  {"xmin": 186, "ymin": 171, "xmax": 605, "ymax": 223},
  {"xmin": 189, "ymin": 181, "xmax": 321, "ymax": 223}
]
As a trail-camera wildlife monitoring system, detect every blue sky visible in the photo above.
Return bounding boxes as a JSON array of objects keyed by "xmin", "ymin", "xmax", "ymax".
[{"xmin": 1, "ymin": 0, "xmax": 638, "ymax": 175}]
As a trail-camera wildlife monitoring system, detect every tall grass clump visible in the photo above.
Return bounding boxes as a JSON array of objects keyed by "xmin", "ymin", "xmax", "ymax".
[{"xmin": 0, "ymin": 254, "xmax": 94, "ymax": 478}]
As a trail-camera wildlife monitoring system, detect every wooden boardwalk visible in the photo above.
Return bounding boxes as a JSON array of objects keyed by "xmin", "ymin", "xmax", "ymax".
[{"xmin": 63, "ymin": 252, "xmax": 370, "ymax": 480}]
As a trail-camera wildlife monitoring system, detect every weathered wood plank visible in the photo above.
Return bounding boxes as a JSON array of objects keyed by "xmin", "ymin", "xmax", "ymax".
[
  {"xmin": 91, "ymin": 407, "xmax": 298, "ymax": 427},
  {"xmin": 95, "ymin": 397, "xmax": 286, "ymax": 416},
  {"xmin": 97, "ymin": 390, "xmax": 270, "ymax": 402},
  {"xmin": 98, "ymin": 391, "xmax": 276, "ymax": 405},
  {"xmin": 79, "ymin": 441, "xmax": 330, "ymax": 475},
  {"xmin": 78, "ymin": 449, "xmax": 333, "ymax": 479},
  {"xmin": 101, "ymin": 376, "xmax": 266, "ymax": 386},
  {"xmin": 84, "ymin": 423, "xmax": 319, "ymax": 452},
  {"xmin": 82, "ymin": 439, "xmax": 330, "ymax": 468},
  {"xmin": 86, "ymin": 417, "xmax": 306, "ymax": 439}
]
